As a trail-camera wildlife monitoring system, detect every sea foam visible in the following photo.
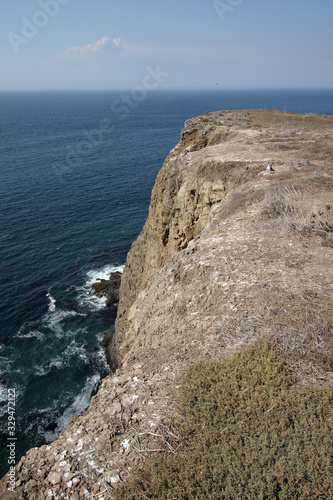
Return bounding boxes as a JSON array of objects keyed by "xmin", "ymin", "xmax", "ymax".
[
  {"xmin": 40, "ymin": 373, "xmax": 101, "ymax": 443},
  {"xmin": 76, "ymin": 264, "xmax": 124, "ymax": 311},
  {"xmin": 46, "ymin": 292, "xmax": 56, "ymax": 312}
]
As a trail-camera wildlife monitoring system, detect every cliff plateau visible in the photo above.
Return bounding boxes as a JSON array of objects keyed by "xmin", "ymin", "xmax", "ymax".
[{"xmin": 1, "ymin": 109, "xmax": 332, "ymax": 499}]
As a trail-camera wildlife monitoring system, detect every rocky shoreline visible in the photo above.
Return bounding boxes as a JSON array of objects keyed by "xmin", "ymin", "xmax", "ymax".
[
  {"xmin": 92, "ymin": 272, "xmax": 122, "ymax": 308},
  {"xmin": 1, "ymin": 109, "xmax": 332, "ymax": 499}
]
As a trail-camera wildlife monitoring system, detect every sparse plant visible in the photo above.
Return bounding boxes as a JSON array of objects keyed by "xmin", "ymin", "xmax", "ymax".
[
  {"xmin": 261, "ymin": 185, "xmax": 303, "ymax": 219},
  {"xmin": 114, "ymin": 340, "xmax": 333, "ymax": 499},
  {"xmin": 261, "ymin": 186, "xmax": 333, "ymax": 239},
  {"xmin": 271, "ymin": 310, "xmax": 333, "ymax": 372},
  {"xmin": 285, "ymin": 203, "xmax": 333, "ymax": 236},
  {"xmin": 290, "ymin": 156, "xmax": 309, "ymax": 171}
]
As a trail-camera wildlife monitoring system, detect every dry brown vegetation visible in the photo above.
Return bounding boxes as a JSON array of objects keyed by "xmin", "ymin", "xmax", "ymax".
[{"xmin": 261, "ymin": 185, "xmax": 333, "ymax": 241}]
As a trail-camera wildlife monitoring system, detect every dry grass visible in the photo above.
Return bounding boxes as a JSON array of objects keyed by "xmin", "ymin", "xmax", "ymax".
[
  {"xmin": 251, "ymin": 281, "xmax": 333, "ymax": 382},
  {"xmin": 261, "ymin": 185, "xmax": 333, "ymax": 239},
  {"xmin": 286, "ymin": 204, "xmax": 333, "ymax": 236},
  {"xmin": 261, "ymin": 185, "xmax": 304, "ymax": 219},
  {"xmin": 130, "ymin": 420, "xmax": 182, "ymax": 457},
  {"xmin": 271, "ymin": 312, "xmax": 333, "ymax": 373}
]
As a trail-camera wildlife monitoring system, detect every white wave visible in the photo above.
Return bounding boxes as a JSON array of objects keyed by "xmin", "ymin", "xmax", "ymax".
[
  {"xmin": 34, "ymin": 359, "xmax": 64, "ymax": 377},
  {"xmin": 34, "ymin": 340, "xmax": 88, "ymax": 377},
  {"xmin": 43, "ymin": 308, "xmax": 82, "ymax": 337},
  {"xmin": 15, "ymin": 328, "xmax": 44, "ymax": 340},
  {"xmin": 93, "ymin": 332, "xmax": 112, "ymax": 374},
  {"xmin": 78, "ymin": 293, "xmax": 108, "ymax": 311},
  {"xmin": 63, "ymin": 340, "xmax": 89, "ymax": 364},
  {"xmin": 46, "ymin": 292, "xmax": 57, "ymax": 312},
  {"xmin": 40, "ymin": 373, "xmax": 101, "ymax": 443},
  {"xmin": 77, "ymin": 263, "xmax": 124, "ymax": 311},
  {"xmin": 86, "ymin": 264, "xmax": 124, "ymax": 286},
  {"xmin": 16, "ymin": 306, "xmax": 83, "ymax": 340},
  {"xmin": 34, "ymin": 366, "xmax": 51, "ymax": 377}
]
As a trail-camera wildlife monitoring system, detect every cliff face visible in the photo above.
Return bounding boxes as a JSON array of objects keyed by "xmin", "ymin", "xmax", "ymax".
[
  {"xmin": 1, "ymin": 110, "xmax": 332, "ymax": 499},
  {"xmin": 108, "ymin": 108, "xmax": 333, "ymax": 369},
  {"xmin": 108, "ymin": 119, "xmax": 233, "ymax": 368}
]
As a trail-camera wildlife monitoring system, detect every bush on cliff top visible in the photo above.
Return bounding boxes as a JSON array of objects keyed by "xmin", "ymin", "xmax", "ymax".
[{"xmin": 114, "ymin": 340, "xmax": 333, "ymax": 499}]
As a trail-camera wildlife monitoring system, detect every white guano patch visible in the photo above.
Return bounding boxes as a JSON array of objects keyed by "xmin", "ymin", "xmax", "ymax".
[{"xmin": 121, "ymin": 439, "xmax": 130, "ymax": 452}]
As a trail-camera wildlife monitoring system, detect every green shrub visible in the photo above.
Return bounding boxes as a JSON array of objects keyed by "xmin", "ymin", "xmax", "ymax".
[{"xmin": 114, "ymin": 341, "xmax": 333, "ymax": 499}]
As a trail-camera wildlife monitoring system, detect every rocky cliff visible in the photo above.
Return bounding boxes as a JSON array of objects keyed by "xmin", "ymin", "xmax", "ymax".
[{"xmin": 1, "ymin": 109, "xmax": 332, "ymax": 499}]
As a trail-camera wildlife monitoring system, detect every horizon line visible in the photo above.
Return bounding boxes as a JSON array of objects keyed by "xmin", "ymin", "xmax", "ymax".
[{"xmin": 0, "ymin": 87, "xmax": 332, "ymax": 94}]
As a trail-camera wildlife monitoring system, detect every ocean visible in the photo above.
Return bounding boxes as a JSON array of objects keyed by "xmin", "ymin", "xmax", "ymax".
[{"xmin": 0, "ymin": 89, "xmax": 332, "ymax": 476}]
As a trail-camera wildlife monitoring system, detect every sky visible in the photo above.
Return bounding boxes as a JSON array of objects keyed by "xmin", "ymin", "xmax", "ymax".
[{"xmin": 0, "ymin": 0, "xmax": 332, "ymax": 91}]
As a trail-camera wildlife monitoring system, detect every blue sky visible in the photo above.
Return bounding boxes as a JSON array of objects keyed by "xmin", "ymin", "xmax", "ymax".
[{"xmin": 1, "ymin": 0, "xmax": 332, "ymax": 90}]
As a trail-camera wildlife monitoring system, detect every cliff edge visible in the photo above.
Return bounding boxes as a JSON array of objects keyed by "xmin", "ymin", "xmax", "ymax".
[
  {"xmin": 107, "ymin": 108, "xmax": 333, "ymax": 371},
  {"xmin": 1, "ymin": 109, "xmax": 332, "ymax": 499}
]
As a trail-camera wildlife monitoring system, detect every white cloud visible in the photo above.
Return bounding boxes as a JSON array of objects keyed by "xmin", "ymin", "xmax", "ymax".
[
  {"xmin": 65, "ymin": 36, "xmax": 121, "ymax": 56},
  {"xmin": 112, "ymin": 38, "xmax": 121, "ymax": 47}
]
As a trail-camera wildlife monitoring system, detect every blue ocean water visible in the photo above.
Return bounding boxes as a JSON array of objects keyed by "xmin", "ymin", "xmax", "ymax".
[{"xmin": 0, "ymin": 89, "xmax": 332, "ymax": 475}]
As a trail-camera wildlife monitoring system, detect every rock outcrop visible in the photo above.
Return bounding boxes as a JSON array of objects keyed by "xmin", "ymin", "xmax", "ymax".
[
  {"xmin": 1, "ymin": 109, "xmax": 332, "ymax": 499},
  {"xmin": 92, "ymin": 271, "xmax": 122, "ymax": 307},
  {"xmin": 107, "ymin": 109, "xmax": 333, "ymax": 369}
]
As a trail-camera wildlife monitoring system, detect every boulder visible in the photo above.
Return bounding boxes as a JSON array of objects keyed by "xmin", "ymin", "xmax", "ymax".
[{"xmin": 92, "ymin": 271, "xmax": 122, "ymax": 306}]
